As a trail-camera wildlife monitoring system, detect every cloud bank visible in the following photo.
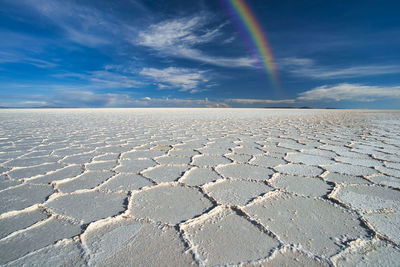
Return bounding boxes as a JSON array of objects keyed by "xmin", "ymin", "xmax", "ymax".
[
  {"xmin": 229, "ymin": 99, "xmax": 296, "ymax": 104},
  {"xmin": 298, "ymin": 83, "xmax": 400, "ymax": 101},
  {"xmin": 140, "ymin": 67, "xmax": 209, "ymax": 92}
]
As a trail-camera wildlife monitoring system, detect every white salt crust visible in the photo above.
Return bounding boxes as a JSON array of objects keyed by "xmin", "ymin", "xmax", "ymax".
[{"xmin": 0, "ymin": 108, "xmax": 399, "ymax": 266}]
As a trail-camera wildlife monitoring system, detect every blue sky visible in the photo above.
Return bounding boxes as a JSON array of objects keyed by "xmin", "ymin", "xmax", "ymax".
[{"xmin": 0, "ymin": 0, "xmax": 399, "ymax": 108}]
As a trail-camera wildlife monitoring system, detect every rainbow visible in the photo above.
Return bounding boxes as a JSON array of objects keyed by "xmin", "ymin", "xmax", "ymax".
[{"xmin": 225, "ymin": 0, "xmax": 280, "ymax": 90}]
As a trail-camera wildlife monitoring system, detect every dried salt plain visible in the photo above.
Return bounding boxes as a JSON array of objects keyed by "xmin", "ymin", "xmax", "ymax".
[{"xmin": 0, "ymin": 108, "xmax": 399, "ymax": 266}]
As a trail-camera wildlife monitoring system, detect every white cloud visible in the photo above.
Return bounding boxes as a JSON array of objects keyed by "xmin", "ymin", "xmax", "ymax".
[
  {"xmin": 229, "ymin": 99, "xmax": 296, "ymax": 104},
  {"xmin": 20, "ymin": 101, "xmax": 48, "ymax": 105},
  {"xmin": 298, "ymin": 83, "xmax": 400, "ymax": 101},
  {"xmin": 140, "ymin": 67, "xmax": 209, "ymax": 92},
  {"xmin": 282, "ymin": 57, "xmax": 400, "ymax": 79},
  {"xmin": 138, "ymin": 16, "xmax": 255, "ymax": 68},
  {"xmin": 138, "ymin": 16, "xmax": 212, "ymax": 48},
  {"xmin": 177, "ymin": 47, "xmax": 255, "ymax": 68},
  {"xmin": 4, "ymin": 1, "xmax": 253, "ymax": 70},
  {"xmin": 223, "ymin": 36, "xmax": 236, "ymax": 44},
  {"xmin": 21, "ymin": 65, "xmax": 211, "ymax": 94}
]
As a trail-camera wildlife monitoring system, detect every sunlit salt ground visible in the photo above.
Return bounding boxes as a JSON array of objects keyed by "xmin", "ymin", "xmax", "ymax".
[{"xmin": 0, "ymin": 108, "xmax": 399, "ymax": 266}]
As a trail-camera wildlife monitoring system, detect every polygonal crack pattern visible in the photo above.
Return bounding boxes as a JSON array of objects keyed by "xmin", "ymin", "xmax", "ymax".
[
  {"xmin": 129, "ymin": 184, "xmax": 213, "ymax": 224},
  {"xmin": 244, "ymin": 192, "xmax": 370, "ymax": 257},
  {"xmin": 204, "ymin": 179, "xmax": 274, "ymax": 206},
  {"xmin": 44, "ymin": 191, "xmax": 127, "ymax": 224},
  {"xmin": 82, "ymin": 217, "xmax": 195, "ymax": 266},
  {"xmin": 183, "ymin": 207, "xmax": 280, "ymax": 266},
  {"xmin": 0, "ymin": 109, "xmax": 399, "ymax": 266}
]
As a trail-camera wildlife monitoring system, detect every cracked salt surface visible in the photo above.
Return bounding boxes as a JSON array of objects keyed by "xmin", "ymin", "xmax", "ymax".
[
  {"xmin": 4, "ymin": 239, "xmax": 87, "ymax": 267},
  {"xmin": 275, "ymin": 163, "xmax": 323, "ymax": 177},
  {"xmin": 141, "ymin": 165, "xmax": 189, "ymax": 183},
  {"xmin": 85, "ymin": 218, "xmax": 195, "ymax": 266},
  {"xmin": 129, "ymin": 184, "xmax": 213, "ymax": 224},
  {"xmin": 179, "ymin": 167, "xmax": 221, "ymax": 186},
  {"xmin": 249, "ymin": 155, "xmax": 286, "ymax": 167},
  {"xmin": 99, "ymin": 173, "xmax": 153, "ymax": 192},
  {"xmin": 26, "ymin": 165, "xmax": 84, "ymax": 185},
  {"xmin": 332, "ymin": 184, "xmax": 400, "ymax": 211},
  {"xmin": 45, "ymin": 191, "xmax": 127, "ymax": 224},
  {"xmin": 369, "ymin": 175, "xmax": 400, "ymax": 188},
  {"xmin": 216, "ymin": 163, "xmax": 274, "ymax": 180},
  {"xmin": 242, "ymin": 247, "xmax": 329, "ymax": 266},
  {"xmin": 244, "ymin": 192, "xmax": 370, "ymax": 257},
  {"xmin": 270, "ymin": 174, "xmax": 332, "ymax": 197},
  {"xmin": 0, "ymin": 108, "xmax": 399, "ymax": 266},
  {"xmin": 363, "ymin": 212, "xmax": 400, "ymax": 245},
  {"xmin": 0, "ymin": 184, "xmax": 54, "ymax": 213},
  {"xmin": 322, "ymin": 172, "xmax": 371, "ymax": 184},
  {"xmin": 332, "ymin": 239, "xmax": 400, "ymax": 266},
  {"xmin": 183, "ymin": 207, "xmax": 280, "ymax": 266},
  {"xmin": 204, "ymin": 179, "xmax": 273, "ymax": 206},
  {"xmin": 285, "ymin": 152, "xmax": 335, "ymax": 166},
  {"xmin": 114, "ymin": 158, "xmax": 155, "ymax": 173},
  {"xmin": 56, "ymin": 171, "xmax": 115, "ymax": 193},
  {"xmin": 0, "ymin": 216, "xmax": 82, "ymax": 264},
  {"xmin": 191, "ymin": 154, "xmax": 232, "ymax": 167},
  {"xmin": 0, "ymin": 208, "xmax": 49, "ymax": 239}
]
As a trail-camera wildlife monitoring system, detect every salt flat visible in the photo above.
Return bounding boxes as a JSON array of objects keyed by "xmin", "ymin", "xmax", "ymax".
[{"xmin": 0, "ymin": 108, "xmax": 399, "ymax": 266}]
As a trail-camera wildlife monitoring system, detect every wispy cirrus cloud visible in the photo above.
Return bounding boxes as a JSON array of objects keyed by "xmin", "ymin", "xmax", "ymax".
[
  {"xmin": 18, "ymin": 0, "xmax": 122, "ymax": 47},
  {"xmin": 298, "ymin": 83, "xmax": 400, "ymax": 101},
  {"xmin": 2, "ymin": 0, "xmax": 150, "ymax": 51},
  {"xmin": 0, "ymin": 51, "xmax": 57, "ymax": 68},
  {"xmin": 137, "ymin": 16, "xmax": 255, "ymax": 68},
  {"xmin": 54, "ymin": 70, "xmax": 146, "ymax": 89},
  {"xmin": 139, "ymin": 67, "xmax": 209, "ymax": 93},
  {"xmin": 282, "ymin": 57, "xmax": 400, "ymax": 79},
  {"xmin": 86, "ymin": 70, "xmax": 146, "ymax": 88}
]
